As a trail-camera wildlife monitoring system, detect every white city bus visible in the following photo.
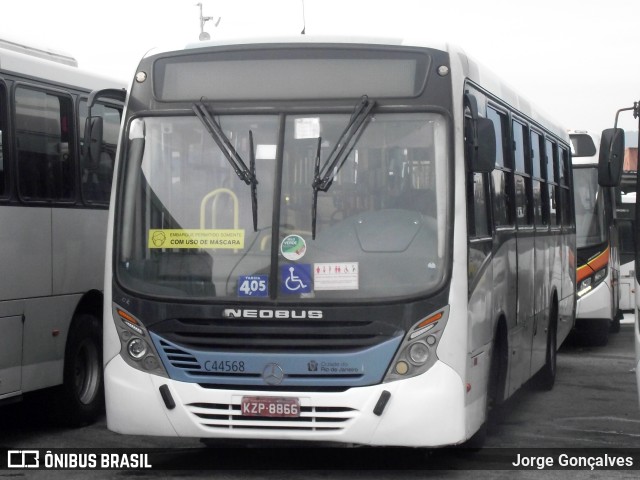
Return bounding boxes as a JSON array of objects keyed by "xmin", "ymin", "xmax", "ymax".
[
  {"xmin": 0, "ymin": 38, "xmax": 123, "ymax": 425},
  {"xmin": 97, "ymin": 37, "xmax": 578, "ymax": 447},
  {"xmin": 570, "ymin": 130, "xmax": 621, "ymax": 345}
]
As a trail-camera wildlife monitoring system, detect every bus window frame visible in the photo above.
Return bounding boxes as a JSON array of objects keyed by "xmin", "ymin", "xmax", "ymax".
[
  {"xmin": 511, "ymin": 116, "xmax": 534, "ymax": 228},
  {"xmin": 13, "ymin": 81, "xmax": 78, "ymax": 206},
  {"xmin": 0, "ymin": 79, "xmax": 10, "ymax": 200}
]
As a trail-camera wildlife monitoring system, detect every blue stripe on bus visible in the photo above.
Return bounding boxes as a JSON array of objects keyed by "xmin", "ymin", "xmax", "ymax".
[{"xmin": 150, "ymin": 331, "xmax": 403, "ymax": 387}]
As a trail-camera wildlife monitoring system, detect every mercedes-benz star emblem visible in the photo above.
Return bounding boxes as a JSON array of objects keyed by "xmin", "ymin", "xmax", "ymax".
[{"xmin": 262, "ymin": 363, "xmax": 285, "ymax": 385}]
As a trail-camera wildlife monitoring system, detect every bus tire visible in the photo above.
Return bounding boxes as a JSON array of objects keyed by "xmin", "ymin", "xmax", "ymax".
[
  {"xmin": 610, "ymin": 311, "xmax": 621, "ymax": 334},
  {"xmin": 534, "ymin": 304, "xmax": 557, "ymax": 391},
  {"xmin": 589, "ymin": 319, "xmax": 610, "ymax": 346},
  {"xmin": 58, "ymin": 313, "xmax": 104, "ymax": 427}
]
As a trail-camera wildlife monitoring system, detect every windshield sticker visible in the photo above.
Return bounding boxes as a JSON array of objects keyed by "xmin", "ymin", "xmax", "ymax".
[
  {"xmin": 294, "ymin": 117, "xmax": 320, "ymax": 139},
  {"xmin": 256, "ymin": 144, "xmax": 277, "ymax": 160},
  {"xmin": 238, "ymin": 275, "xmax": 269, "ymax": 297},
  {"xmin": 148, "ymin": 229, "xmax": 245, "ymax": 249},
  {"xmin": 280, "ymin": 264, "xmax": 312, "ymax": 294},
  {"xmin": 313, "ymin": 262, "xmax": 359, "ymax": 291},
  {"xmin": 280, "ymin": 234, "xmax": 307, "ymax": 260}
]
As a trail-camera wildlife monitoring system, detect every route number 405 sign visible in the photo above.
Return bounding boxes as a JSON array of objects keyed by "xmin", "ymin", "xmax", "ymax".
[{"xmin": 238, "ymin": 275, "xmax": 269, "ymax": 297}]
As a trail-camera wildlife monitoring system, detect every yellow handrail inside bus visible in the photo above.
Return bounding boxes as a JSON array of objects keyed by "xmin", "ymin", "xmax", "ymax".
[{"xmin": 200, "ymin": 188, "xmax": 239, "ymax": 230}]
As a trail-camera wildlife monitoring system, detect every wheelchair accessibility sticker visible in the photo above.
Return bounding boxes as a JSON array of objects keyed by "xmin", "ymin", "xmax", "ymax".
[{"xmin": 280, "ymin": 264, "xmax": 312, "ymax": 294}]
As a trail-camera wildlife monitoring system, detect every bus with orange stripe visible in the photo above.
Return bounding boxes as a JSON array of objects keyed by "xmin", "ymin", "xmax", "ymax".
[{"xmin": 571, "ymin": 130, "xmax": 622, "ymax": 345}]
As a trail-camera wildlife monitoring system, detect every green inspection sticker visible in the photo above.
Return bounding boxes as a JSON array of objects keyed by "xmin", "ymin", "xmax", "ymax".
[{"xmin": 280, "ymin": 234, "xmax": 307, "ymax": 261}]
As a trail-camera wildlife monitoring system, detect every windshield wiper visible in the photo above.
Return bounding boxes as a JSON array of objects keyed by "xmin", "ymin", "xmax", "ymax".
[
  {"xmin": 248, "ymin": 130, "xmax": 258, "ymax": 231},
  {"xmin": 311, "ymin": 95, "xmax": 376, "ymax": 239},
  {"xmin": 193, "ymin": 102, "xmax": 259, "ymax": 231}
]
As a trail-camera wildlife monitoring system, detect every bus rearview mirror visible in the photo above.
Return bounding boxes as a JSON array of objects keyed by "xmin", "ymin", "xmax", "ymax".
[
  {"xmin": 474, "ymin": 117, "xmax": 496, "ymax": 174},
  {"xmin": 598, "ymin": 128, "xmax": 624, "ymax": 187},
  {"xmin": 83, "ymin": 116, "xmax": 104, "ymax": 171}
]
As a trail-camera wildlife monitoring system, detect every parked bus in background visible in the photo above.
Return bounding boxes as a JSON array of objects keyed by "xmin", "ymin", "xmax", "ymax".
[
  {"xmin": 605, "ymin": 104, "xmax": 640, "ymax": 407},
  {"xmin": 0, "ymin": 38, "xmax": 123, "ymax": 425},
  {"xmin": 93, "ymin": 36, "xmax": 579, "ymax": 447},
  {"xmin": 570, "ymin": 130, "xmax": 622, "ymax": 345}
]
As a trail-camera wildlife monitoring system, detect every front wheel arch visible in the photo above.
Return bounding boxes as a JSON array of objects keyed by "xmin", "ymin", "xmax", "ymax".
[{"xmin": 56, "ymin": 313, "xmax": 104, "ymax": 427}]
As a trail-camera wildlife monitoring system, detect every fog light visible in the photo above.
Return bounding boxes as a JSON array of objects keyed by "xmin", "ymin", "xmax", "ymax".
[
  {"xmin": 395, "ymin": 361, "xmax": 409, "ymax": 375},
  {"xmin": 142, "ymin": 355, "xmax": 159, "ymax": 370},
  {"xmin": 127, "ymin": 338, "xmax": 147, "ymax": 359},
  {"xmin": 408, "ymin": 342, "xmax": 429, "ymax": 365}
]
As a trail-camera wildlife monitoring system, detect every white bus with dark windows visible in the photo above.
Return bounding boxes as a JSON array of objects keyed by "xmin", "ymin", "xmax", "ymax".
[
  {"xmin": 88, "ymin": 36, "xmax": 619, "ymax": 447},
  {"xmin": 0, "ymin": 38, "xmax": 123, "ymax": 425},
  {"xmin": 570, "ymin": 130, "xmax": 622, "ymax": 345}
]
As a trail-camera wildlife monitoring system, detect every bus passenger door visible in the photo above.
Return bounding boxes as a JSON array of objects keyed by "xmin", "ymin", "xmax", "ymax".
[
  {"xmin": 509, "ymin": 120, "xmax": 536, "ymax": 392},
  {"xmin": 529, "ymin": 132, "xmax": 551, "ymax": 375}
]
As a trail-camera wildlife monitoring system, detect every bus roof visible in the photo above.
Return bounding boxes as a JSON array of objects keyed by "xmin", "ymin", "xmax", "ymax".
[{"xmin": 0, "ymin": 38, "xmax": 125, "ymax": 92}]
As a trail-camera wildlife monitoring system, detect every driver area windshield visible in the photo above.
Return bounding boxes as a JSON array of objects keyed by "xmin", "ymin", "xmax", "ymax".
[
  {"xmin": 117, "ymin": 111, "xmax": 449, "ymax": 302},
  {"xmin": 573, "ymin": 167, "xmax": 607, "ymax": 249}
]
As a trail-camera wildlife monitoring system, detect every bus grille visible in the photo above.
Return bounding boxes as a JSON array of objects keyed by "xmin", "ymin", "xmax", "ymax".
[
  {"xmin": 159, "ymin": 341, "xmax": 201, "ymax": 370},
  {"xmin": 151, "ymin": 318, "xmax": 401, "ymax": 353},
  {"xmin": 186, "ymin": 402, "xmax": 358, "ymax": 431}
]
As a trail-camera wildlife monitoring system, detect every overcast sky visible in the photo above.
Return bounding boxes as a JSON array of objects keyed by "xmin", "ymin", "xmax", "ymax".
[{"xmin": 1, "ymin": 0, "xmax": 639, "ymax": 134}]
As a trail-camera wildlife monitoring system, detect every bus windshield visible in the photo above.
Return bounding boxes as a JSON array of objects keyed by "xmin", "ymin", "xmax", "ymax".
[
  {"xmin": 117, "ymin": 111, "xmax": 449, "ymax": 302},
  {"xmin": 573, "ymin": 166, "xmax": 606, "ymax": 248}
]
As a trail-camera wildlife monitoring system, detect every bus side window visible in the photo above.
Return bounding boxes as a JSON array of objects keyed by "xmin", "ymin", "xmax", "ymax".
[
  {"xmin": 79, "ymin": 99, "xmax": 122, "ymax": 205},
  {"xmin": 530, "ymin": 130, "xmax": 546, "ymax": 226},
  {"xmin": 545, "ymin": 139, "xmax": 559, "ymax": 226},
  {"xmin": 15, "ymin": 87, "xmax": 75, "ymax": 202},
  {"xmin": 512, "ymin": 119, "xmax": 532, "ymax": 226},
  {"xmin": 558, "ymin": 146, "xmax": 572, "ymax": 227},
  {"xmin": 464, "ymin": 108, "xmax": 491, "ymax": 238},
  {"xmin": 0, "ymin": 82, "xmax": 6, "ymax": 197},
  {"xmin": 487, "ymin": 107, "xmax": 512, "ymax": 227},
  {"xmin": 470, "ymin": 172, "xmax": 491, "ymax": 237}
]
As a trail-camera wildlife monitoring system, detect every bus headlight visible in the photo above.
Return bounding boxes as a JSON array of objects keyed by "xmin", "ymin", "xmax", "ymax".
[
  {"xmin": 383, "ymin": 305, "xmax": 449, "ymax": 383},
  {"xmin": 113, "ymin": 304, "xmax": 168, "ymax": 378},
  {"xmin": 577, "ymin": 267, "xmax": 607, "ymax": 297},
  {"xmin": 127, "ymin": 338, "xmax": 148, "ymax": 359},
  {"xmin": 408, "ymin": 342, "xmax": 430, "ymax": 364}
]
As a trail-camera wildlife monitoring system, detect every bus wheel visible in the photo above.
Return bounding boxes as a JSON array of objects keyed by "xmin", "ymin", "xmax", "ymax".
[
  {"xmin": 533, "ymin": 305, "xmax": 557, "ymax": 391},
  {"xmin": 589, "ymin": 319, "xmax": 610, "ymax": 346},
  {"xmin": 58, "ymin": 314, "xmax": 104, "ymax": 427},
  {"xmin": 610, "ymin": 310, "xmax": 622, "ymax": 334}
]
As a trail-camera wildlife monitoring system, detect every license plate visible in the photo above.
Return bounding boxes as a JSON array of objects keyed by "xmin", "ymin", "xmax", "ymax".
[{"xmin": 241, "ymin": 396, "xmax": 300, "ymax": 418}]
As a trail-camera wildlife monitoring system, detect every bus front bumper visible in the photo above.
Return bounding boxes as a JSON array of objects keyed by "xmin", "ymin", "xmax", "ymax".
[
  {"xmin": 104, "ymin": 354, "xmax": 467, "ymax": 447},
  {"xmin": 576, "ymin": 280, "xmax": 613, "ymax": 321}
]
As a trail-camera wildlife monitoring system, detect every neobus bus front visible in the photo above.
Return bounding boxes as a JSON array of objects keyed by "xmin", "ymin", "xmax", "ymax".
[{"xmin": 102, "ymin": 41, "xmax": 487, "ymax": 447}]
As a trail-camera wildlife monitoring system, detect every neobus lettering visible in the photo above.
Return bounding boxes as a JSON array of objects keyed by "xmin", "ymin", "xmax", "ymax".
[{"xmin": 222, "ymin": 309, "xmax": 323, "ymax": 319}]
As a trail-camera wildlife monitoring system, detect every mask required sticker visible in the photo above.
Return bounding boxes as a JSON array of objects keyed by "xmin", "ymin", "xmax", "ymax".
[{"xmin": 148, "ymin": 229, "xmax": 245, "ymax": 249}]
